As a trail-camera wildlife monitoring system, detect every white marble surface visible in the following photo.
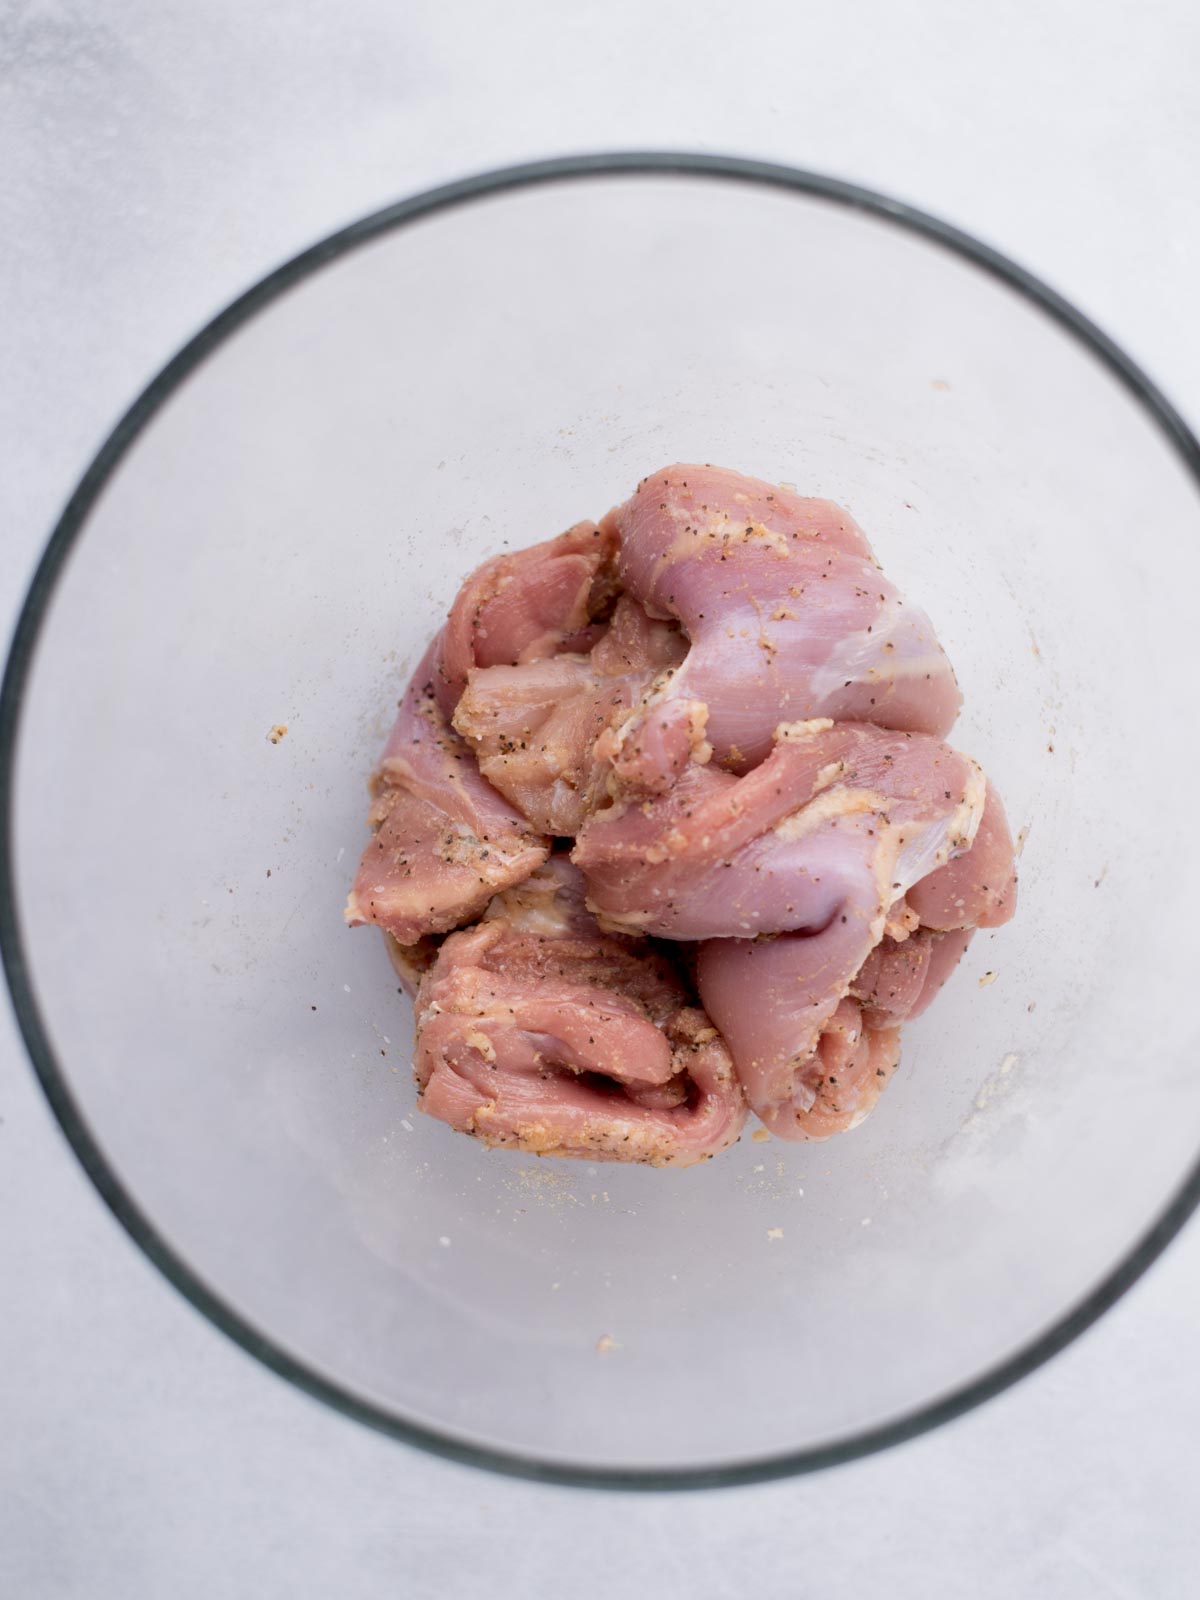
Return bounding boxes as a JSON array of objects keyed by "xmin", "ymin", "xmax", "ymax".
[{"xmin": 3, "ymin": 2, "xmax": 1199, "ymax": 1594}]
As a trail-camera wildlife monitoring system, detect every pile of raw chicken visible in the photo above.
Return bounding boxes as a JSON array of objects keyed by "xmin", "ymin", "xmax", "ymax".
[{"xmin": 346, "ymin": 466, "xmax": 1017, "ymax": 1165}]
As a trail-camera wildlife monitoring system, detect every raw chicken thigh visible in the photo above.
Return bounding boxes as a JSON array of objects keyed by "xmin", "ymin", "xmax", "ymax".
[
  {"xmin": 574, "ymin": 715, "xmax": 1007, "ymax": 1136},
  {"xmin": 347, "ymin": 522, "xmax": 622, "ymax": 938},
  {"xmin": 600, "ymin": 466, "xmax": 962, "ymax": 782},
  {"xmin": 434, "ymin": 520, "xmax": 617, "ymax": 719},
  {"xmin": 344, "ymin": 636, "xmax": 548, "ymax": 943},
  {"xmin": 573, "ymin": 719, "xmax": 985, "ymax": 941},
  {"xmin": 453, "ymin": 595, "xmax": 685, "ymax": 835},
  {"xmin": 415, "ymin": 858, "xmax": 747, "ymax": 1165},
  {"xmin": 347, "ymin": 465, "xmax": 1018, "ymax": 1157}
]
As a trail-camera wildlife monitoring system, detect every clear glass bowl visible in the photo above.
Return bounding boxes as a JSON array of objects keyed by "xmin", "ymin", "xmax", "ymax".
[{"xmin": 4, "ymin": 154, "xmax": 1200, "ymax": 1488}]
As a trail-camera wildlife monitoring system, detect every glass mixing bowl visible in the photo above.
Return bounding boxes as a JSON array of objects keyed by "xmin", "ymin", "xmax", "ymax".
[{"xmin": 4, "ymin": 154, "xmax": 1200, "ymax": 1489}]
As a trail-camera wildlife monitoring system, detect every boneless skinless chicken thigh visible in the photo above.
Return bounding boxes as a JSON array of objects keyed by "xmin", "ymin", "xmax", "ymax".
[{"xmin": 347, "ymin": 465, "xmax": 1017, "ymax": 1157}]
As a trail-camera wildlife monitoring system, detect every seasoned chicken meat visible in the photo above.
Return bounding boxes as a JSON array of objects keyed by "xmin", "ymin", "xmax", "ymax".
[
  {"xmin": 415, "ymin": 858, "xmax": 747, "ymax": 1164},
  {"xmin": 573, "ymin": 720, "xmax": 986, "ymax": 941},
  {"xmin": 347, "ymin": 465, "xmax": 1018, "ymax": 1158},
  {"xmin": 453, "ymin": 595, "xmax": 685, "ymax": 835},
  {"xmin": 598, "ymin": 465, "xmax": 962, "ymax": 784},
  {"xmin": 344, "ymin": 637, "xmax": 549, "ymax": 943},
  {"xmin": 434, "ymin": 520, "xmax": 617, "ymax": 718}
]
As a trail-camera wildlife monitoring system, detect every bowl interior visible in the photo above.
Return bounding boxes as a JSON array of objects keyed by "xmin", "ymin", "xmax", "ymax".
[{"xmin": 10, "ymin": 171, "xmax": 1200, "ymax": 1475}]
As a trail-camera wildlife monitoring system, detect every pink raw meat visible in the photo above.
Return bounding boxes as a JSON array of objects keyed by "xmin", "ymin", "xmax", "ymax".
[
  {"xmin": 695, "ymin": 791, "xmax": 1003, "ymax": 1140},
  {"xmin": 697, "ymin": 931, "xmax": 905, "ymax": 1139},
  {"xmin": 434, "ymin": 520, "xmax": 617, "ymax": 719},
  {"xmin": 574, "ymin": 719, "xmax": 985, "ymax": 940},
  {"xmin": 453, "ymin": 595, "xmax": 685, "ymax": 835},
  {"xmin": 344, "ymin": 637, "xmax": 549, "ymax": 943},
  {"xmin": 415, "ymin": 858, "xmax": 747, "ymax": 1164},
  {"xmin": 599, "ymin": 465, "xmax": 962, "ymax": 784},
  {"xmin": 573, "ymin": 716, "xmax": 990, "ymax": 1140},
  {"xmin": 851, "ymin": 924, "xmax": 977, "ymax": 1030},
  {"xmin": 908, "ymin": 782, "xmax": 1018, "ymax": 930},
  {"xmin": 695, "ymin": 938, "xmax": 900, "ymax": 1140},
  {"xmin": 347, "ymin": 465, "xmax": 1020, "ymax": 1160}
]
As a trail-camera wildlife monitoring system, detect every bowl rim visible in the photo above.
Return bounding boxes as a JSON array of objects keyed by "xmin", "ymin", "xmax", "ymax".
[{"xmin": 4, "ymin": 150, "xmax": 1200, "ymax": 1491}]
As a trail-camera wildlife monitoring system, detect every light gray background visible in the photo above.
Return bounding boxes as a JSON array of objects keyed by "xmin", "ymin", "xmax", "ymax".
[{"xmin": 2, "ymin": 2, "xmax": 1198, "ymax": 1595}]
